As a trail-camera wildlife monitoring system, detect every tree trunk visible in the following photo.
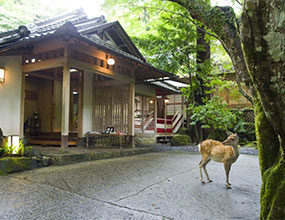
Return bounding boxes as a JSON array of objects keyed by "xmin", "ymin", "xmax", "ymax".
[
  {"xmin": 196, "ymin": 26, "xmax": 210, "ymax": 141},
  {"xmin": 254, "ymin": 98, "xmax": 285, "ymax": 219},
  {"xmin": 241, "ymin": 1, "xmax": 285, "ymax": 218}
]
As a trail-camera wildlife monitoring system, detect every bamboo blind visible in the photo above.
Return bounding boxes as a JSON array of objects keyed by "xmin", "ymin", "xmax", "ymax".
[{"xmin": 93, "ymin": 84, "xmax": 130, "ymax": 134}]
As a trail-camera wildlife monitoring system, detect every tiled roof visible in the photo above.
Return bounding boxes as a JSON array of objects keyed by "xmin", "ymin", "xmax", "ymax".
[
  {"xmin": 150, "ymin": 81, "xmax": 181, "ymax": 93},
  {"xmin": 0, "ymin": 9, "xmax": 177, "ymax": 81},
  {"xmin": 0, "ymin": 9, "xmax": 107, "ymax": 50}
]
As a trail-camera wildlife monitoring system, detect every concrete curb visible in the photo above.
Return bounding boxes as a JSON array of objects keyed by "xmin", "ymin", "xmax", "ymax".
[
  {"xmin": 0, "ymin": 148, "xmax": 155, "ymax": 173},
  {"xmin": 138, "ymin": 145, "xmax": 258, "ymax": 155},
  {"xmin": 48, "ymin": 148, "xmax": 156, "ymax": 166}
]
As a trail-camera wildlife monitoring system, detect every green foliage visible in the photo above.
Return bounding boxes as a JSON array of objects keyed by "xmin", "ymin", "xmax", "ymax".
[
  {"xmin": 0, "ymin": 0, "xmax": 66, "ymax": 32},
  {"xmin": 232, "ymin": 110, "xmax": 255, "ymax": 134},
  {"xmin": 135, "ymin": 137, "xmax": 156, "ymax": 146},
  {"xmin": 2, "ymin": 141, "xmax": 15, "ymax": 156},
  {"xmin": 171, "ymin": 135, "xmax": 192, "ymax": 146},
  {"xmin": 1, "ymin": 140, "xmax": 25, "ymax": 157},
  {"xmin": 102, "ymin": 0, "xmax": 211, "ymax": 77},
  {"xmin": 207, "ymin": 129, "xmax": 228, "ymax": 142},
  {"xmin": 188, "ymin": 96, "xmax": 237, "ymax": 131}
]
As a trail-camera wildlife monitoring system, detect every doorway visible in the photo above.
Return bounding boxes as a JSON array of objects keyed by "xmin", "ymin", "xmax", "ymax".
[{"xmin": 23, "ymin": 68, "xmax": 83, "ymax": 145}]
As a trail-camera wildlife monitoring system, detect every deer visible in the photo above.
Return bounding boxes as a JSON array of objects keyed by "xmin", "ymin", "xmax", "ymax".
[{"xmin": 198, "ymin": 133, "xmax": 239, "ymax": 189}]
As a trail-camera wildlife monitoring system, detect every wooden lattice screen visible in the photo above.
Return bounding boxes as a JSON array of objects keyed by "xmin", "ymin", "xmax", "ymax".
[
  {"xmin": 93, "ymin": 84, "xmax": 130, "ymax": 134},
  {"xmin": 243, "ymin": 110, "xmax": 255, "ymax": 123}
]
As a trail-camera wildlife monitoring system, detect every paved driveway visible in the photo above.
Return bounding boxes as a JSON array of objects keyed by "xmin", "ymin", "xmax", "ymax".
[{"xmin": 0, "ymin": 152, "xmax": 261, "ymax": 220}]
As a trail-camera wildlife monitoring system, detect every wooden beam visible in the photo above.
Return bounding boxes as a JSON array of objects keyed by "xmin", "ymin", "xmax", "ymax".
[
  {"xmin": 128, "ymin": 83, "xmax": 135, "ymax": 147},
  {"xmin": 22, "ymin": 57, "xmax": 65, "ymax": 73},
  {"xmin": 28, "ymin": 72, "xmax": 55, "ymax": 81},
  {"xmin": 0, "ymin": 47, "xmax": 33, "ymax": 56},
  {"xmin": 61, "ymin": 62, "xmax": 71, "ymax": 148},
  {"xmin": 69, "ymin": 58, "xmax": 135, "ymax": 83}
]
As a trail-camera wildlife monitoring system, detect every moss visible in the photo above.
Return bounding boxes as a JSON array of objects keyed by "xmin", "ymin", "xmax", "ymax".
[
  {"xmin": 260, "ymin": 156, "xmax": 285, "ymax": 219},
  {"xmin": 171, "ymin": 135, "xmax": 191, "ymax": 146},
  {"xmin": 254, "ymin": 98, "xmax": 280, "ymax": 174},
  {"xmin": 0, "ymin": 157, "xmax": 37, "ymax": 174},
  {"xmin": 264, "ymin": 31, "xmax": 285, "ymax": 62}
]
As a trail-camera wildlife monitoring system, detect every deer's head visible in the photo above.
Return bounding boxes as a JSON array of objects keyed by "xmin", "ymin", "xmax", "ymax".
[{"xmin": 223, "ymin": 133, "xmax": 239, "ymax": 146}]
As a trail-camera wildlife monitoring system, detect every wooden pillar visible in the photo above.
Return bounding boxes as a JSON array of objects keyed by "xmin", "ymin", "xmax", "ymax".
[
  {"xmin": 154, "ymin": 98, "xmax": 157, "ymax": 134},
  {"xmin": 128, "ymin": 83, "xmax": 135, "ymax": 147},
  {"xmin": 61, "ymin": 62, "xmax": 70, "ymax": 148},
  {"xmin": 78, "ymin": 71, "xmax": 83, "ymax": 138},
  {"xmin": 20, "ymin": 72, "xmax": 25, "ymax": 138},
  {"xmin": 141, "ymin": 96, "xmax": 144, "ymax": 134}
]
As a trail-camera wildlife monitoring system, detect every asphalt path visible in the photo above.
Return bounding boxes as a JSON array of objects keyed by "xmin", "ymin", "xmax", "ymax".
[{"xmin": 0, "ymin": 152, "xmax": 261, "ymax": 220}]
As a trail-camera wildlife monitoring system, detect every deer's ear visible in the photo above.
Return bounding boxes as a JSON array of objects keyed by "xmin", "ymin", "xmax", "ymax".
[{"xmin": 226, "ymin": 131, "xmax": 233, "ymax": 136}]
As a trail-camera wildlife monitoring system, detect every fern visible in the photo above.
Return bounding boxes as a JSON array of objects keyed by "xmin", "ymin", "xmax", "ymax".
[{"xmin": 1, "ymin": 140, "xmax": 25, "ymax": 157}]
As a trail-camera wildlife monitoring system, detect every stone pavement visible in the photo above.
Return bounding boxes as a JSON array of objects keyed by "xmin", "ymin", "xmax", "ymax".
[{"xmin": 0, "ymin": 152, "xmax": 261, "ymax": 220}]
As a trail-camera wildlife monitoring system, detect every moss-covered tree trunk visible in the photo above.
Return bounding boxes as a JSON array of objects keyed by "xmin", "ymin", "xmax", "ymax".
[
  {"xmin": 241, "ymin": 1, "xmax": 285, "ymax": 218},
  {"xmin": 254, "ymin": 98, "xmax": 285, "ymax": 219},
  {"xmin": 168, "ymin": 0, "xmax": 285, "ymax": 218}
]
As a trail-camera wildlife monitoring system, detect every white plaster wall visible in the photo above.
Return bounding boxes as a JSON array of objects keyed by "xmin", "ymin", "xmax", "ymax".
[
  {"xmin": 82, "ymin": 71, "xmax": 93, "ymax": 135},
  {"xmin": 0, "ymin": 56, "xmax": 22, "ymax": 136}
]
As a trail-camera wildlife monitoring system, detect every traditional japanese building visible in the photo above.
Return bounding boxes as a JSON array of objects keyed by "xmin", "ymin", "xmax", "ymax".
[{"xmin": 0, "ymin": 9, "xmax": 186, "ymax": 147}]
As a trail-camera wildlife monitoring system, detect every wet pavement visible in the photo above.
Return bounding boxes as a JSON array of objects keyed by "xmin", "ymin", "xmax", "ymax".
[{"xmin": 0, "ymin": 152, "xmax": 261, "ymax": 220}]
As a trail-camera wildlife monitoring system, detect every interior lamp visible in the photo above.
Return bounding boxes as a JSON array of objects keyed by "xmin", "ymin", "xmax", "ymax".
[
  {"xmin": 164, "ymin": 98, "xmax": 170, "ymax": 104},
  {"xmin": 107, "ymin": 57, "xmax": 115, "ymax": 65},
  {"xmin": 8, "ymin": 135, "xmax": 20, "ymax": 154},
  {"xmin": 106, "ymin": 54, "xmax": 115, "ymax": 66},
  {"xmin": 0, "ymin": 68, "xmax": 5, "ymax": 83}
]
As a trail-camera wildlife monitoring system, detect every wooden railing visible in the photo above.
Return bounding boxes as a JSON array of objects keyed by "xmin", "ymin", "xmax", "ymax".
[
  {"xmin": 156, "ymin": 109, "xmax": 183, "ymax": 134},
  {"xmin": 143, "ymin": 111, "xmax": 154, "ymax": 130},
  {"xmin": 172, "ymin": 109, "xmax": 183, "ymax": 133},
  {"xmin": 134, "ymin": 110, "xmax": 154, "ymax": 132}
]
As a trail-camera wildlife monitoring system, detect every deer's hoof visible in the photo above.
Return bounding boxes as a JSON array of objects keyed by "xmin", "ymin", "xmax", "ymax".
[
  {"xmin": 226, "ymin": 184, "xmax": 232, "ymax": 189},
  {"xmin": 208, "ymin": 179, "xmax": 213, "ymax": 183},
  {"xmin": 201, "ymin": 181, "xmax": 205, "ymax": 185}
]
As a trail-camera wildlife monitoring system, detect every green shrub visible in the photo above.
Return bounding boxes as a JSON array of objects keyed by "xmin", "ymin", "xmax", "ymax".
[
  {"xmin": 207, "ymin": 129, "xmax": 228, "ymax": 142},
  {"xmin": 135, "ymin": 137, "xmax": 156, "ymax": 146},
  {"xmin": 178, "ymin": 127, "xmax": 191, "ymax": 136},
  {"xmin": 171, "ymin": 135, "xmax": 191, "ymax": 146}
]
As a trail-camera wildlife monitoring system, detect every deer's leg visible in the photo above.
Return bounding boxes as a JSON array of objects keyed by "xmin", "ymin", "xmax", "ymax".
[
  {"xmin": 199, "ymin": 158, "xmax": 210, "ymax": 184},
  {"xmin": 224, "ymin": 163, "xmax": 232, "ymax": 189},
  {"xmin": 203, "ymin": 159, "xmax": 212, "ymax": 182},
  {"xmin": 199, "ymin": 159, "xmax": 205, "ymax": 184}
]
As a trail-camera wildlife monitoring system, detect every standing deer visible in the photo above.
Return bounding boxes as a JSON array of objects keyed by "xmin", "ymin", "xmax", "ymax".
[{"xmin": 198, "ymin": 133, "xmax": 239, "ymax": 189}]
